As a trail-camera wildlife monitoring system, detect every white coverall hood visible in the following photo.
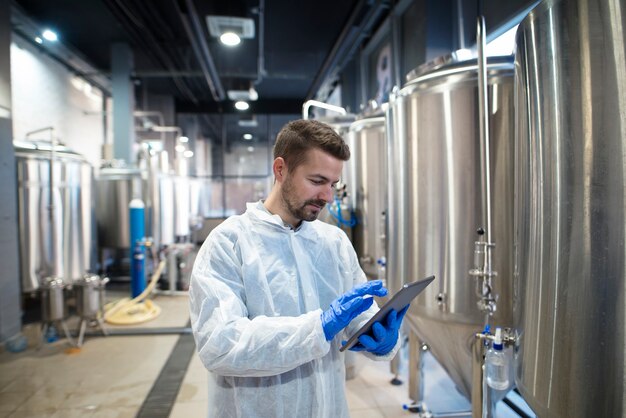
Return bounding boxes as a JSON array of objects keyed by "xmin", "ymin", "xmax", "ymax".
[{"xmin": 189, "ymin": 201, "xmax": 397, "ymax": 418}]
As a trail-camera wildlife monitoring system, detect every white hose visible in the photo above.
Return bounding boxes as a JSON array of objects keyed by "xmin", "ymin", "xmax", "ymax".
[{"xmin": 104, "ymin": 259, "xmax": 167, "ymax": 325}]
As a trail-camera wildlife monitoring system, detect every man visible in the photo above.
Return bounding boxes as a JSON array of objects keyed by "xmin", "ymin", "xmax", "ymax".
[{"xmin": 189, "ymin": 119, "xmax": 407, "ymax": 418}]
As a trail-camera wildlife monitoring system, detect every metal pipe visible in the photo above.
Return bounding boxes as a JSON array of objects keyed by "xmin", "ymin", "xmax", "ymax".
[
  {"xmin": 254, "ymin": 0, "xmax": 266, "ymax": 86},
  {"xmin": 305, "ymin": 0, "xmax": 391, "ymax": 100},
  {"xmin": 176, "ymin": 0, "xmax": 225, "ymax": 101},
  {"xmin": 408, "ymin": 331, "xmax": 426, "ymax": 405},
  {"xmin": 102, "ymin": 95, "xmax": 108, "ymax": 144},
  {"xmin": 134, "ymin": 110, "xmax": 165, "ymax": 126},
  {"xmin": 302, "ymin": 100, "xmax": 347, "ymax": 120},
  {"xmin": 471, "ymin": 333, "xmax": 485, "ymax": 418},
  {"xmin": 150, "ymin": 125, "xmax": 183, "ymax": 139},
  {"xmin": 476, "ymin": 15, "xmax": 494, "ymax": 269},
  {"xmin": 72, "ymin": 327, "xmax": 192, "ymax": 337},
  {"xmin": 457, "ymin": 0, "xmax": 466, "ymax": 49}
]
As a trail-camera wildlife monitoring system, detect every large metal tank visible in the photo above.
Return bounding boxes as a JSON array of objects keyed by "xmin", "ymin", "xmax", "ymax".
[
  {"xmin": 14, "ymin": 140, "xmax": 95, "ymax": 292},
  {"xmin": 388, "ymin": 56, "xmax": 515, "ymax": 397},
  {"xmin": 96, "ymin": 163, "xmax": 192, "ymax": 252},
  {"xmin": 347, "ymin": 116, "xmax": 388, "ymax": 283},
  {"xmin": 95, "ymin": 167, "xmax": 143, "ymax": 249},
  {"xmin": 514, "ymin": 0, "xmax": 626, "ymax": 416}
]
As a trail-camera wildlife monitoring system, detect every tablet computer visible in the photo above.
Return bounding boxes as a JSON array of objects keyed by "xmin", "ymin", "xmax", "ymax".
[{"xmin": 339, "ymin": 275, "xmax": 435, "ymax": 352}]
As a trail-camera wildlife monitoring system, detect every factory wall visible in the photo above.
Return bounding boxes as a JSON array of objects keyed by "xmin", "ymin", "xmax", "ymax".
[
  {"xmin": 0, "ymin": 0, "xmax": 21, "ymax": 342},
  {"xmin": 10, "ymin": 35, "xmax": 107, "ymax": 169}
]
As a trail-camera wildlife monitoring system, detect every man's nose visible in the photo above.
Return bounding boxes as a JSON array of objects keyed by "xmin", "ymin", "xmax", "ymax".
[{"xmin": 319, "ymin": 184, "xmax": 334, "ymax": 203}]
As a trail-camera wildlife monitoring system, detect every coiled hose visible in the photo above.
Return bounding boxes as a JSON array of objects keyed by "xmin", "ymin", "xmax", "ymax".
[{"xmin": 103, "ymin": 259, "xmax": 166, "ymax": 325}]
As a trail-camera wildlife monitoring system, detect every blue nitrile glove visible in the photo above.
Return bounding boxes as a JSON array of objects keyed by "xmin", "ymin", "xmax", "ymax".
[
  {"xmin": 321, "ymin": 280, "xmax": 388, "ymax": 341},
  {"xmin": 347, "ymin": 305, "xmax": 409, "ymax": 355}
]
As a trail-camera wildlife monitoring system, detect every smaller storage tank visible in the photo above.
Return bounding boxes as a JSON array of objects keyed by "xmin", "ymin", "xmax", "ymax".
[{"xmin": 95, "ymin": 167, "xmax": 143, "ymax": 250}]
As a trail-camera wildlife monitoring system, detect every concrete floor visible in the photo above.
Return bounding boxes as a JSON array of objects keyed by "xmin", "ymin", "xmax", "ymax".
[{"xmin": 0, "ymin": 291, "xmax": 532, "ymax": 418}]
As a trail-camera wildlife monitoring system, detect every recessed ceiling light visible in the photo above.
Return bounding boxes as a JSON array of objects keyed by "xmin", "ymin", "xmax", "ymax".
[
  {"xmin": 42, "ymin": 29, "xmax": 58, "ymax": 42},
  {"xmin": 220, "ymin": 32, "xmax": 241, "ymax": 46},
  {"xmin": 247, "ymin": 146, "xmax": 255, "ymax": 153},
  {"xmin": 243, "ymin": 133, "xmax": 253, "ymax": 140},
  {"xmin": 175, "ymin": 144, "xmax": 186, "ymax": 152},
  {"xmin": 35, "ymin": 37, "xmax": 43, "ymax": 44},
  {"xmin": 235, "ymin": 101, "xmax": 249, "ymax": 111},
  {"xmin": 179, "ymin": 136, "xmax": 189, "ymax": 143},
  {"xmin": 183, "ymin": 150, "xmax": 194, "ymax": 158}
]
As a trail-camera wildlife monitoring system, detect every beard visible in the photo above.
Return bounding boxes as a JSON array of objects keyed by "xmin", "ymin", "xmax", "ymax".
[{"xmin": 281, "ymin": 176, "xmax": 327, "ymax": 222}]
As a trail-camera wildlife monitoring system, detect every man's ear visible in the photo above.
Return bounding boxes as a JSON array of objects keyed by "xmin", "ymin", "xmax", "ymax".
[{"xmin": 273, "ymin": 157, "xmax": 287, "ymax": 182}]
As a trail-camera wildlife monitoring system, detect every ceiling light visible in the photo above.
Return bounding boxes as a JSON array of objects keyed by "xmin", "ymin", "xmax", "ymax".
[
  {"xmin": 179, "ymin": 136, "xmax": 189, "ymax": 143},
  {"xmin": 247, "ymin": 146, "xmax": 255, "ymax": 153},
  {"xmin": 243, "ymin": 134, "xmax": 253, "ymax": 140},
  {"xmin": 235, "ymin": 101, "xmax": 249, "ymax": 111},
  {"xmin": 35, "ymin": 37, "xmax": 43, "ymax": 44},
  {"xmin": 42, "ymin": 29, "xmax": 58, "ymax": 42},
  {"xmin": 220, "ymin": 32, "xmax": 241, "ymax": 46},
  {"xmin": 175, "ymin": 144, "xmax": 186, "ymax": 153},
  {"xmin": 183, "ymin": 150, "xmax": 194, "ymax": 158}
]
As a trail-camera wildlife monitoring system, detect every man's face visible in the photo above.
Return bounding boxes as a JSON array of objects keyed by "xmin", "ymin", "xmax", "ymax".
[{"xmin": 280, "ymin": 148, "xmax": 344, "ymax": 223}]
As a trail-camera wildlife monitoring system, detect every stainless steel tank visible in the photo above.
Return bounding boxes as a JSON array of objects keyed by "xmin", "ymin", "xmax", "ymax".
[
  {"xmin": 74, "ymin": 274, "xmax": 108, "ymax": 318},
  {"xmin": 95, "ymin": 167, "xmax": 143, "ymax": 249},
  {"xmin": 388, "ymin": 56, "xmax": 515, "ymax": 397},
  {"xmin": 514, "ymin": 0, "xmax": 626, "ymax": 416},
  {"xmin": 41, "ymin": 277, "xmax": 66, "ymax": 322},
  {"xmin": 14, "ymin": 141, "xmax": 95, "ymax": 292},
  {"xmin": 347, "ymin": 116, "xmax": 388, "ymax": 283},
  {"xmin": 96, "ymin": 162, "xmax": 195, "ymax": 251}
]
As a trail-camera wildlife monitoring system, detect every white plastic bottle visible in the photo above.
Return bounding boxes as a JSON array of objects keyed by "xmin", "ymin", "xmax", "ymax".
[{"xmin": 486, "ymin": 327, "xmax": 510, "ymax": 390}]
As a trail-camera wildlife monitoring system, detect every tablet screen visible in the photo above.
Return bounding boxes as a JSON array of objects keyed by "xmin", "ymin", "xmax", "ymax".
[{"xmin": 339, "ymin": 275, "xmax": 435, "ymax": 352}]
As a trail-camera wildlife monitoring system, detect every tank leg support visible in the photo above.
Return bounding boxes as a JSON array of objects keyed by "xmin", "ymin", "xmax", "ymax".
[
  {"xmin": 407, "ymin": 330, "xmax": 431, "ymax": 415},
  {"xmin": 77, "ymin": 319, "xmax": 88, "ymax": 347},
  {"xmin": 58, "ymin": 320, "xmax": 75, "ymax": 347},
  {"xmin": 472, "ymin": 333, "xmax": 494, "ymax": 418},
  {"xmin": 390, "ymin": 346, "xmax": 403, "ymax": 385},
  {"xmin": 77, "ymin": 317, "xmax": 108, "ymax": 347}
]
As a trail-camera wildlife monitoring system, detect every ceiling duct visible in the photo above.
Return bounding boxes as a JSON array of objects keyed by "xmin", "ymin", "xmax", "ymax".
[
  {"xmin": 176, "ymin": 0, "xmax": 226, "ymax": 102},
  {"xmin": 306, "ymin": 0, "xmax": 391, "ymax": 101}
]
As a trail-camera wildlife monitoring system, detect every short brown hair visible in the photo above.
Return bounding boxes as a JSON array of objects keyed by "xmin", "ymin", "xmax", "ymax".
[{"xmin": 273, "ymin": 119, "xmax": 350, "ymax": 171}]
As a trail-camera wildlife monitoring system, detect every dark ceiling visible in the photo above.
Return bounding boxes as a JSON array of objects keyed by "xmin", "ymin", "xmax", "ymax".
[{"xmin": 12, "ymin": 0, "xmax": 389, "ymax": 114}]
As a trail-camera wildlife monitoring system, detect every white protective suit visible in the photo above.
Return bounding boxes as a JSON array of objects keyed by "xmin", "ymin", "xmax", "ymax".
[{"xmin": 189, "ymin": 201, "xmax": 399, "ymax": 418}]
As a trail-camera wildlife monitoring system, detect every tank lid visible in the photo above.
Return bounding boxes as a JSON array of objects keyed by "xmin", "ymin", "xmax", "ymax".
[
  {"xmin": 314, "ymin": 114, "xmax": 357, "ymax": 131},
  {"xmin": 405, "ymin": 51, "xmax": 514, "ymax": 85},
  {"xmin": 74, "ymin": 274, "xmax": 106, "ymax": 286},
  {"xmin": 13, "ymin": 140, "xmax": 86, "ymax": 159},
  {"xmin": 41, "ymin": 276, "xmax": 64, "ymax": 289},
  {"xmin": 98, "ymin": 166, "xmax": 143, "ymax": 177},
  {"xmin": 359, "ymin": 100, "xmax": 389, "ymax": 118},
  {"xmin": 350, "ymin": 115, "xmax": 386, "ymax": 133}
]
